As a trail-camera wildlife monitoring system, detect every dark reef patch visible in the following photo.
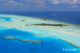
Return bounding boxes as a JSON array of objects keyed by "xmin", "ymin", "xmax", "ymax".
[{"xmin": 25, "ymin": 23, "xmax": 67, "ymax": 27}]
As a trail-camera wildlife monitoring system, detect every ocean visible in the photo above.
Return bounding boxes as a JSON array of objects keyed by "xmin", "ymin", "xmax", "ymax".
[
  {"xmin": 0, "ymin": 12, "xmax": 80, "ymax": 53},
  {"xmin": 0, "ymin": 11, "xmax": 80, "ymax": 25}
]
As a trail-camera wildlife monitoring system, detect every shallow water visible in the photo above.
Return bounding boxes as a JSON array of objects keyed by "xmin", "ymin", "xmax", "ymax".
[{"xmin": 0, "ymin": 14, "xmax": 80, "ymax": 53}]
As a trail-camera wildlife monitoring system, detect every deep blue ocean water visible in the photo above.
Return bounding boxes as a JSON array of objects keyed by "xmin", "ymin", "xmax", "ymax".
[
  {"xmin": 0, "ymin": 11, "xmax": 80, "ymax": 25},
  {"xmin": 0, "ymin": 12, "xmax": 80, "ymax": 53}
]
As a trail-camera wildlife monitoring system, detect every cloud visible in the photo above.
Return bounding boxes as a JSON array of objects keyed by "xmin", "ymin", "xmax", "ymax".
[
  {"xmin": 0, "ymin": 0, "xmax": 80, "ymax": 11},
  {"xmin": 73, "ymin": 0, "xmax": 78, "ymax": 4},
  {"xmin": 51, "ymin": 0, "xmax": 59, "ymax": 4},
  {"xmin": 0, "ymin": 0, "xmax": 23, "ymax": 6}
]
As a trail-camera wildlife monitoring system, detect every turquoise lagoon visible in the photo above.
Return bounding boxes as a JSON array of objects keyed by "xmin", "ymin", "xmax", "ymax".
[{"xmin": 0, "ymin": 14, "xmax": 80, "ymax": 53}]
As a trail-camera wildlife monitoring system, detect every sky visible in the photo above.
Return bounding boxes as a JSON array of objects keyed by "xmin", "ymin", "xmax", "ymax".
[{"xmin": 0, "ymin": 0, "xmax": 80, "ymax": 11}]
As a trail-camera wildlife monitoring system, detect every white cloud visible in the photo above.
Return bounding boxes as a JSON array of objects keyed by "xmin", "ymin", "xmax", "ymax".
[
  {"xmin": 72, "ymin": 0, "xmax": 78, "ymax": 4},
  {"xmin": 52, "ymin": 0, "xmax": 59, "ymax": 4},
  {"xmin": 49, "ymin": 0, "xmax": 59, "ymax": 4}
]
